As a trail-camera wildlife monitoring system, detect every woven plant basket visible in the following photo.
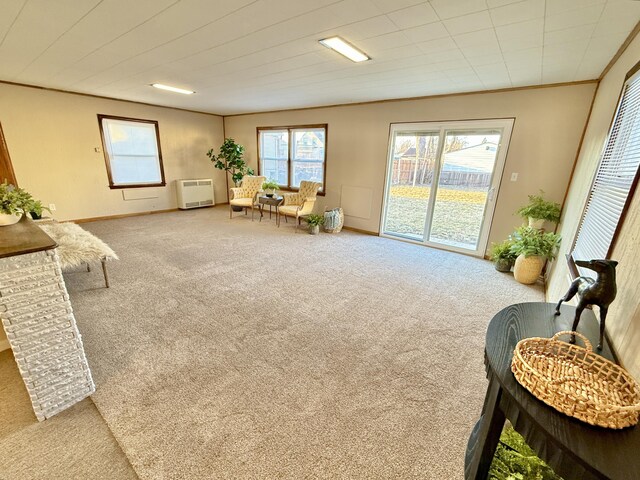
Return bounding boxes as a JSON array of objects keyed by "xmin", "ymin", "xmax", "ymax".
[
  {"xmin": 513, "ymin": 254, "xmax": 544, "ymax": 284},
  {"xmin": 323, "ymin": 207, "xmax": 344, "ymax": 233},
  {"xmin": 512, "ymin": 331, "xmax": 640, "ymax": 429}
]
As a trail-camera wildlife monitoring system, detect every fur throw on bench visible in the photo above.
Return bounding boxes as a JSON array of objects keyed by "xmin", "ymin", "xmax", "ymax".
[{"xmin": 39, "ymin": 222, "xmax": 118, "ymax": 269}]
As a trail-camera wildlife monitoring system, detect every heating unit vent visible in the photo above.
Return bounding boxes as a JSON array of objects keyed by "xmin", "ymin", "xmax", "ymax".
[{"xmin": 176, "ymin": 179, "xmax": 215, "ymax": 210}]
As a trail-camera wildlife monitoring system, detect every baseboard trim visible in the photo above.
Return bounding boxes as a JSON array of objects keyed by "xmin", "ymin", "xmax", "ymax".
[
  {"xmin": 0, "ymin": 339, "xmax": 10, "ymax": 352},
  {"xmin": 342, "ymin": 226, "xmax": 379, "ymax": 236},
  {"xmin": 72, "ymin": 208, "xmax": 180, "ymax": 224}
]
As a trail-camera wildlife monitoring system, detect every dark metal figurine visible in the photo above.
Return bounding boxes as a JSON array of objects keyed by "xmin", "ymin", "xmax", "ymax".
[{"xmin": 555, "ymin": 259, "xmax": 618, "ymax": 350}]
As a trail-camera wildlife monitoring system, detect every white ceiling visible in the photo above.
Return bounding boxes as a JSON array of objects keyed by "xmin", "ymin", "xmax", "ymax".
[{"xmin": 1, "ymin": 0, "xmax": 639, "ymax": 115}]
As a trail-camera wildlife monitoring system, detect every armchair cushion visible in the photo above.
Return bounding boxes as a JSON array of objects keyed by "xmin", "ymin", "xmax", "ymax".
[{"xmin": 230, "ymin": 197, "xmax": 256, "ymax": 207}]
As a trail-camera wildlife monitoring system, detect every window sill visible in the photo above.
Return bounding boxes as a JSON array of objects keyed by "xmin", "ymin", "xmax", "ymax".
[
  {"xmin": 276, "ymin": 187, "xmax": 325, "ymax": 197},
  {"xmin": 109, "ymin": 182, "xmax": 166, "ymax": 189}
]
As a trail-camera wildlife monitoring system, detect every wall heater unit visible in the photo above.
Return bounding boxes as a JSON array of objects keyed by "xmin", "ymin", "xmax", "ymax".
[{"xmin": 176, "ymin": 179, "xmax": 215, "ymax": 209}]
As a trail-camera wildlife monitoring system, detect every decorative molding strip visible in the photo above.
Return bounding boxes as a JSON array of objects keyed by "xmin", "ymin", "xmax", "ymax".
[
  {"xmin": 342, "ymin": 225, "xmax": 378, "ymax": 236},
  {"xmin": 0, "ymin": 80, "xmax": 222, "ymax": 118},
  {"xmin": 223, "ymin": 80, "xmax": 599, "ymax": 118},
  {"xmin": 599, "ymin": 20, "xmax": 640, "ymax": 80},
  {"xmin": 72, "ymin": 208, "xmax": 180, "ymax": 224}
]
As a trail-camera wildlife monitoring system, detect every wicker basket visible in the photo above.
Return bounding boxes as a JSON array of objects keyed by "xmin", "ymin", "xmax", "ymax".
[
  {"xmin": 512, "ymin": 331, "xmax": 640, "ymax": 429},
  {"xmin": 323, "ymin": 207, "xmax": 344, "ymax": 233}
]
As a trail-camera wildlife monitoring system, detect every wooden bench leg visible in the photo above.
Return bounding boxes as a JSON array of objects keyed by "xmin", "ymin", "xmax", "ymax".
[{"xmin": 101, "ymin": 258, "xmax": 110, "ymax": 288}]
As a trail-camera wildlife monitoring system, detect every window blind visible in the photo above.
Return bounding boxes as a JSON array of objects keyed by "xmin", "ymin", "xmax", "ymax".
[{"xmin": 572, "ymin": 70, "xmax": 640, "ymax": 277}]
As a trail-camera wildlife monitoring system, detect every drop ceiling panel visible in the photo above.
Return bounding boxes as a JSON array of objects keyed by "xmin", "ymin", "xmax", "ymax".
[{"xmin": 0, "ymin": 0, "xmax": 638, "ymax": 115}]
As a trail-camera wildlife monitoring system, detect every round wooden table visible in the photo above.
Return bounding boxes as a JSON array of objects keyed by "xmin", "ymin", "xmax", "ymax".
[{"xmin": 464, "ymin": 302, "xmax": 640, "ymax": 480}]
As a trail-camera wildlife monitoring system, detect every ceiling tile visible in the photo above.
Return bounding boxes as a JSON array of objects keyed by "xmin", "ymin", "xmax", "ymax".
[
  {"xmin": 545, "ymin": 4, "xmax": 605, "ymax": 32},
  {"xmin": 496, "ymin": 18, "xmax": 543, "ymax": 52},
  {"xmin": 429, "ymin": 0, "xmax": 487, "ymax": 20},
  {"xmin": 321, "ymin": 15, "xmax": 399, "ymax": 41},
  {"xmin": 486, "ymin": 0, "xmax": 522, "ymax": 7},
  {"xmin": 0, "ymin": 0, "xmax": 26, "ymax": 44},
  {"xmin": 403, "ymin": 21, "xmax": 450, "ymax": 42},
  {"xmin": 489, "ymin": 0, "xmax": 545, "ymax": 27},
  {"xmin": 453, "ymin": 28, "xmax": 499, "ymax": 47},
  {"xmin": 369, "ymin": 0, "xmax": 424, "ymax": 14},
  {"xmin": 416, "ymin": 36, "xmax": 459, "ymax": 54},
  {"xmin": 545, "ymin": 0, "xmax": 605, "ymax": 16},
  {"xmin": 467, "ymin": 53, "xmax": 506, "ymax": 66},
  {"xmin": 443, "ymin": 11, "xmax": 493, "ymax": 35},
  {"xmin": 1, "ymin": 1, "xmax": 639, "ymax": 114},
  {"xmin": 543, "ymin": 23, "xmax": 596, "ymax": 45},
  {"xmin": 386, "ymin": 3, "xmax": 439, "ymax": 29},
  {"xmin": 0, "ymin": 0, "xmax": 102, "ymax": 78}
]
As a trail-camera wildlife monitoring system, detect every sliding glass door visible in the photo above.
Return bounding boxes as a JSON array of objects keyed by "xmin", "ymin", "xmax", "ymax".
[{"xmin": 381, "ymin": 119, "xmax": 513, "ymax": 257}]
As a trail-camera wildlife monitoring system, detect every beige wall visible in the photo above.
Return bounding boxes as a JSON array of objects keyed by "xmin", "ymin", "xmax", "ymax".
[
  {"xmin": 0, "ymin": 83, "xmax": 225, "ymax": 221},
  {"xmin": 547, "ymin": 35, "xmax": 640, "ymax": 379},
  {"xmin": 224, "ymin": 83, "xmax": 596, "ymax": 250}
]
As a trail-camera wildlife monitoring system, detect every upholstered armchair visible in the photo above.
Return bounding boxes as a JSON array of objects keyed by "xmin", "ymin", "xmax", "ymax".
[
  {"xmin": 278, "ymin": 181, "xmax": 322, "ymax": 230},
  {"xmin": 229, "ymin": 175, "xmax": 265, "ymax": 220}
]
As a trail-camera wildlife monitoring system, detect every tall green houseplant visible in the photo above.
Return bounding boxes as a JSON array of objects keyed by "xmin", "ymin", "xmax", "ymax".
[{"xmin": 207, "ymin": 138, "xmax": 254, "ymax": 187}]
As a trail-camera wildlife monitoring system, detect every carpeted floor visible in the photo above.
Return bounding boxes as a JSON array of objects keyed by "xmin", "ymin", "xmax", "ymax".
[
  {"xmin": 1, "ymin": 206, "xmax": 544, "ymax": 479},
  {"xmin": 0, "ymin": 351, "xmax": 137, "ymax": 480}
]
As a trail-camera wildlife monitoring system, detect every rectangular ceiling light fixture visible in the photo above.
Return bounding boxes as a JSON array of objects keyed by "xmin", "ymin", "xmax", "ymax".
[
  {"xmin": 319, "ymin": 37, "xmax": 370, "ymax": 63},
  {"xmin": 151, "ymin": 83, "xmax": 195, "ymax": 95}
]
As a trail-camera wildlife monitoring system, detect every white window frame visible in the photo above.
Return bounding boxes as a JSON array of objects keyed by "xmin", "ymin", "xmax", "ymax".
[{"xmin": 380, "ymin": 118, "xmax": 514, "ymax": 258}]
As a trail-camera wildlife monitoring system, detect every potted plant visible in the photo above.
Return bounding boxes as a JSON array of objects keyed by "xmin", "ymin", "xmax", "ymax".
[
  {"xmin": 490, "ymin": 239, "xmax": 517, "ymax": 272},
  {"xmin": 509, "ymin": 226, "xmax": 561, "ymax": 284},
  {"xmin": 262, "ymin": 180, "xmax": 279, "ymax": 198},
  {"xmin": 516, "ymin": 191, "xmax": 561, "ymax": 229},
  {"xmin": 26, "ymin": 199, "xmax": 50, "ymax": 220},
  {"xmin": 0, "ymin": 181, "xmax": 32, "ymax": 226},
  {"xmin": 207, "ymin": 138, "xmax": 254, "ymax": 211},
  {"xmin": 306, "ymin": 214, "xmax": 324, "ymax": 235}
]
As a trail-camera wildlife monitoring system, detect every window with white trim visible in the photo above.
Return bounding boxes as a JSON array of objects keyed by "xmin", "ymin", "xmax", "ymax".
[
  {"xmin": 258, "ymin": 125, "xmax": 327, "ymax": 192},
  {"xmin": 570, "ymin": 66, "xmax": 640, "ymax": 278},
  {"xmin": 98, "ymin": 115, "xmax": 166, "ymax": 188}
]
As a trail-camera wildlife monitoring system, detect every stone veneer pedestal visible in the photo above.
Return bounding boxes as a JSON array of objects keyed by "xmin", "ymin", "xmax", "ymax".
[{"xmin": 0, "ymin": 217, "xmax": 95, "ymax": 421}]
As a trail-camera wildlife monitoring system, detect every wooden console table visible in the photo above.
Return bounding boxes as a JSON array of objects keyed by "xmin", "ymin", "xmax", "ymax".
[{"xmin": 465, "ymin": 302, "xmax": 640, "ymax": 480}]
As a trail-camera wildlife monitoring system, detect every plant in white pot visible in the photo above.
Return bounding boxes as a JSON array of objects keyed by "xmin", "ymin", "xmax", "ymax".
[
  {"xmin": 509, "ymin": 226, "xmax": 561, "ymax": 284},
  {"xmin": 516, "ymin": 191, "xmax": 561, "ymax": 229},
  {"xmin": 0, "ymin": 181, "xmax": 32, "ymax": 226},
  {"xmin": 306, "ymin": 214, "xmax": 324, "ymax": 235},
  {"xmin": 262, "ymin": 180, "xmax": 279, "ymax": 198}
]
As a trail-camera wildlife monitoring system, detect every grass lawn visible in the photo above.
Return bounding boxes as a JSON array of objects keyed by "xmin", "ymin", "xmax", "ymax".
[{"xmin": 384, "ymin": 185, "xmax": 488, "ymax": 248}]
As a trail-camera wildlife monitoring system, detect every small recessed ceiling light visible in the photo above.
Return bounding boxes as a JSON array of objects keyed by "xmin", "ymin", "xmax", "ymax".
[
  {"xmin": 319, "ymin": 36, "xmax": 370, "ymax": 63},
  {"xmin": 151, "ymin": 83, "xmax": 195, "ymax": 95}
]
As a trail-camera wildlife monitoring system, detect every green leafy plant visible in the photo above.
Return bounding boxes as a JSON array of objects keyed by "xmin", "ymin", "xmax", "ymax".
[
  {"xmin": 25, "ymin": 199, "xmax": 50, "ymax": 219},
  {"xmin": 490, "ymin": 239, "xmax": 518, "ymax": 262},
  {"xmin": 0, "ymin": 181, "xmax": 33, "ymax": 216},
  {"xmin": 306, "ymin": 214, "xmax": 325, "ymax": 226},
  {"xmin": 516, "ymin": 191, "xmax": 561, "ymax": 223},
  {"xmin": 489, "ymin": 424, "xmax": 563, "ymax": 480},
  {"xmin": 262, "ymin": 180, "xmax": 279, "ymax": 191},
  {"xmin": 509, "ymin": 226, "xmax": 561, "ymax": 261},
  {"xmin": 206, "ymin": 138, "xmax": 254, "ymax": 186}
]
